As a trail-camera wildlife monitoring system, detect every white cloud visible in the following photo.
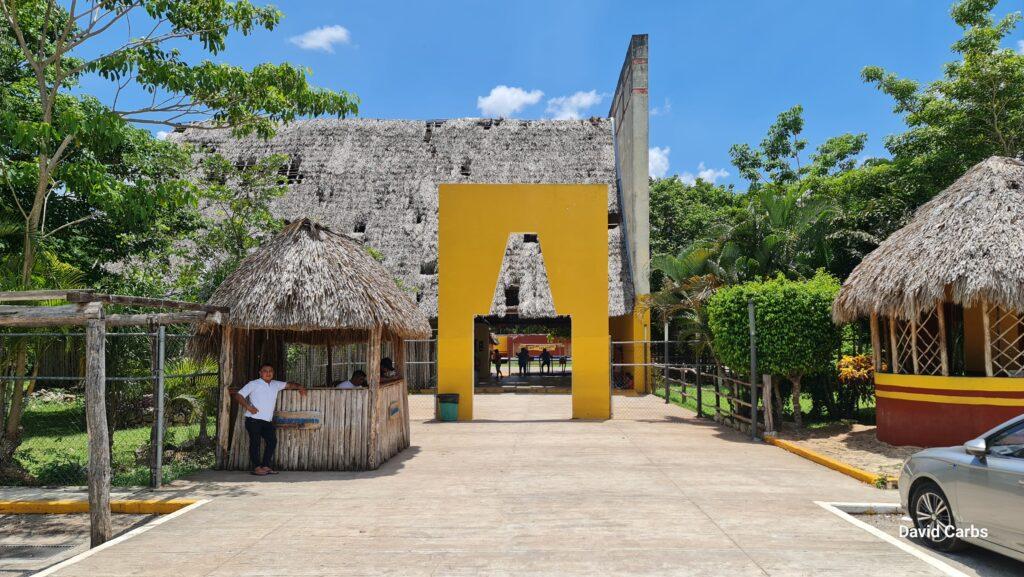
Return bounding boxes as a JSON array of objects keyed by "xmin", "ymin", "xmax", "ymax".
[
  {"xmin": 680, "ymin": 162, "xmax": 729, "ymax": 185},
  {"xmin": 649, "ymin": 146, "xmax": 670, "ymax": 178},
  {"xmin": 156, "ymin": 130, "xmax": 171, "ymax": 140},
  {"xmin": 1018, "ymin": 39, "xmax": 1024, "ymax": 54},
  {"xmin": 477, "ymin": 85, "xmax": 544, "ymax": 117},
  {"xmin": 650, "ymin": 98, "xmax": 672, "ymax": 116},
  {"xmin": 289, "ymin": 25, "xmax": 351, "ymax": 53},
  {"xmin": 545, "ymin": 90, "xmax": 603, "ymax": 120}
]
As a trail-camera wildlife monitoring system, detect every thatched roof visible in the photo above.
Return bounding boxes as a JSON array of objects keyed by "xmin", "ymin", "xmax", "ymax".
[
  {"xmin": 833, "ymin": 156, "xmax": 1024, "ymax": 323},
  {"xmin": 206, "ymin": 218, "xmax": 431, "ymax": 341},
  {"xmin": 171, "ymin": 117, "xmax": 632, "ymax": 319}
]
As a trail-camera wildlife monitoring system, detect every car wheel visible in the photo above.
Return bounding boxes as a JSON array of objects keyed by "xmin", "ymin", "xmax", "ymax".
[{"xmin": 911, "ymin": 481, "xmax": 967, "ymax": 552}]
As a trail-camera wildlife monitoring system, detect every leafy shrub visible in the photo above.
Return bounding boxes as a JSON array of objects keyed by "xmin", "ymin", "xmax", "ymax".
[{"xmin": 708, "ymin": 271, "xmax": 841, "ymax": 426}]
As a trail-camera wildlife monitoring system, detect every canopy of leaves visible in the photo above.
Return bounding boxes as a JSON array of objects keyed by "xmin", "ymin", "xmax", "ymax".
[{"xmin": 707, "ymin": 271, "xmax": 841, "ymax": 378}]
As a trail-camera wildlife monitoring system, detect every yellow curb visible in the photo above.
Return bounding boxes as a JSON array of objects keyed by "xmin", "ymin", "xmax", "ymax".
[
  {"xmin": 764, "ymin": 435, "xmax": 897, "ymax": 488},
  {"xmin": 0, "ymin": 498, "xmax": 197, "ymax": 515}
]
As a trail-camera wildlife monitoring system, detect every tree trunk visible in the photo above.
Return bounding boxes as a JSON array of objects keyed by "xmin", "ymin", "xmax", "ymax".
[
  {"xmin": 790, "ymin": 374, "xmax": 803, "ymax": 428},
  {"xmin": 0, "ymin": 346, "xmax": 29, "ymax": 467}
]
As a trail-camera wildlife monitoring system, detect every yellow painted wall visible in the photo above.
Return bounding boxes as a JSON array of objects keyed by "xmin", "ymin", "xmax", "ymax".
[{"xmin": 438, "ymin": 184, "xmax": 610, "ymax": 419}]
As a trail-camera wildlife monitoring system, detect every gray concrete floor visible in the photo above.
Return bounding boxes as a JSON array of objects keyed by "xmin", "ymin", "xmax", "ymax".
[{"xmin": 39, "ymin": 395, "xmax": 956, "ymax": 576}]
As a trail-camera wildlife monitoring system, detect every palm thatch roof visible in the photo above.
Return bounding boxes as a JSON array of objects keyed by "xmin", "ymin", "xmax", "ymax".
[
  {"xmin": 171, "ymin": 117, "xmax": 632, "ymax": 319},
  {"xmin": 833, "ymin": 156, "xmax": 1024, "ymax": 323},
  {"xmin": 204, "ymin": 218, "xmax": 431, "ymax": 342}
]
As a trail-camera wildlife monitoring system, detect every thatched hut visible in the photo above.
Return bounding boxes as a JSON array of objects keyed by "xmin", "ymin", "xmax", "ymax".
[
  {"xmin": 833, "ymin": 156, "xmax": 1024, "ymax": 446},
  {"xmin": 205, "ymin": 218, "xmax": 432, "ymax": 470}
]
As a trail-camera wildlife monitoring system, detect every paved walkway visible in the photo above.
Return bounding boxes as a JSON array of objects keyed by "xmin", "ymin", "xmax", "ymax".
[{"xmin": 43, "ymin": 396, "xmax": 949, "ymax": 576}]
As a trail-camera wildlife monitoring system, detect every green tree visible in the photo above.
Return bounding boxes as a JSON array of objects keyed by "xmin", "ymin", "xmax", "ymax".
[
  {"xmin": 863, "ymin": 0, "xmax": 1024, "ymax": 204},
  {"xmin": 707, "ymin": 271, "xmax": 841, "ymax": 427},
  {"xmin": 0, "ymin": 0, "xmax": 357, "ymax": 291}
]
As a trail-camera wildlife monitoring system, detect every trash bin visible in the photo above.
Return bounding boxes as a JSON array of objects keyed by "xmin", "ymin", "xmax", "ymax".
[{"xmin": 437, "ymin": 393, "xmax": 459, "ymax": 422}]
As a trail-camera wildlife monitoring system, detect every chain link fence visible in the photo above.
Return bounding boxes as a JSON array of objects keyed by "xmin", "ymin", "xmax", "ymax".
[{"xmin": 0, "ymin": 329, "xmax": 218, "ymax": 487}]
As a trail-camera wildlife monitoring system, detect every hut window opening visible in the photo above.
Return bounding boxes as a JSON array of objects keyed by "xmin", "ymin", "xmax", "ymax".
[
  {"xmin": 353, "ymin": 220, "xmax": 367, "ymax": 234},
  {"xmin": 608, "ymin": 212, "xmax": 621, "ymax": 229},
  {"xmin": 504, "ymin": 285, "xmax": 520, "ymax": 308},
  {"xmin": 415, "ymin": 212, "xmax": 424, "ymax": 224},
  {"xmin": 460, "ymin": 158, "xmax": 472, "ymax": 177},
  {"xmin": 234, "ymin": 157, "xmax": 257, "ymax": 172},
  {"xmin": 420, "ymin": 259, "xmax": 437, "ymax": 275},
  {"xmin": 416, "ymin": 291, "xmax": 423, "ymax": 303},
  {"xmin": 523, "ymin": 234, "xmax": 538, "ymax": 244},
  {"xmin": 278, "ymin": 157, "xmax": 304, "ymax": 185}
]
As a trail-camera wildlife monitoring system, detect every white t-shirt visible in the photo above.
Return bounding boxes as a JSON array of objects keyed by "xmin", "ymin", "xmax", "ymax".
[
  {"xmin": 336, "ymin": 380, "xmax": 356, "ymax": 389},
  {"xmin": 237, "ymin": 379, "xmax": 287, "ymax": 422}
]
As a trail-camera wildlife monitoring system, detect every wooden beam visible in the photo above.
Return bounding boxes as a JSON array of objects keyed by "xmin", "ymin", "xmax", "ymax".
[
  {"xmin": 216, "ymin": 326, "xmax": 233, "ymax": 470},
  {"xmin": 0, "ymin": 289, "xmax": 84, "ymax": 302},
  {"xmin": 85, "ymin": 316, "xmax": 111, "ymax": 547},
  {"xmin": 982, "ymin": 299, "xmax": 994, "ymax": 377},
  {"xmin": 910, "ymin": 313, "xmax": 920, "ymax": 375},
  {"xmin": 0, "ymin": 303, "xmax": 101, "ymax": 327},
  {"xmin": 889, "ymin": 314, "xmax": 900, "ymax": 374},
  {"xmin": 937, "ymin": 304, "xmax": 949, "ymax": 376},
  {"xmin": 366, "ymin": 326, "xmax": 382, "ymax": 470},
  {"xmin": 66, "ymin": 292, "xmax": 228, "ymax": 313},
  {"xmin": 104, "ymin": 311, "xmax": 213, "ymax": 327},
  {"xmin": 869, "ymin": 313, "xmax": 882, "ymax": 372}
]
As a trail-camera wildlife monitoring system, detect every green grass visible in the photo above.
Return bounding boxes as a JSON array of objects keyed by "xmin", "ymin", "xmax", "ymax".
[
  {"xmin": 12, "ymin": 400, "xmax": 213, "ymax": 487},
  {"xmin": 653, "ymin": 383, "xmax": 877, "ymax": 427}
]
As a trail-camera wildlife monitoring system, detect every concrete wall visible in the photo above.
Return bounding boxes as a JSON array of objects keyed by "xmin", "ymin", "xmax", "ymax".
[{"xmin": 609, "ymin": 34, "xmax": 650, "ymax": 297}]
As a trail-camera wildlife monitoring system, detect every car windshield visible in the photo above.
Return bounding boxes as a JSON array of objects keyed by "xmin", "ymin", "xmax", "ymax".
[{"xmin": 988, "ymin": 420, "xmax": 1024, "ymax": 459}]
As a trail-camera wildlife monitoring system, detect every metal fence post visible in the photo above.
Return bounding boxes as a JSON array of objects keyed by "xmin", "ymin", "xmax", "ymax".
[
  {"xmin": 748, "ymin": 300, "xmax": 758, "ymax": 440},
  {"xmin": 663, "ymin": 320, "xmax": 669, "ymax": 404},
  {"xmin": 715, "ymin": 363, "xmax": 722, "ymax": 420},
  {"xmin": 154, "ymin": 326, "xmax": 166, "ymax": 488}
]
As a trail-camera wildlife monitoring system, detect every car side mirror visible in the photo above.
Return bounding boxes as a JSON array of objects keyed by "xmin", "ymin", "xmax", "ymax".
[{"xmin": 963, "ymin": 438, "xmax": 988, "ymax": 457}]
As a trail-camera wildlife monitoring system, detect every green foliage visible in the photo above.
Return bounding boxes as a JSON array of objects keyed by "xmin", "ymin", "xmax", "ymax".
[
  {"xmin": 649, "ymin": 177, "xmax": 742, "ymax": 261},
  {"xmin": 707, "ymin": 271, "xmax": 841, "ymax": 379}
]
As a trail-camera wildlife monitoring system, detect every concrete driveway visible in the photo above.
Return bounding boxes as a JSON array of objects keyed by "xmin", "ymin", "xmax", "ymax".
[{"xmin": 45, "ymin": 395, "xmax": 949, "ymax": 576}]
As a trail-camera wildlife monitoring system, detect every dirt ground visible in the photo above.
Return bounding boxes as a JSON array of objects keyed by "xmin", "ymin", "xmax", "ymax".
[{"xmin": 777, "ymin": 422, "xmax": 920, "ymax": 479}]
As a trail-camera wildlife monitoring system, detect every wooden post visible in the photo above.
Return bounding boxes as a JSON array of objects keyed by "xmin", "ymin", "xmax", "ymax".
[
  {"xmin": 326, "ymin": 344, "xmax": 333, "ymax": 386},
  {"xmin": 394, "ymin": 335, "xmax": 405, "ymax": 379},
  {"xmin": 889, "ymin": 314, "xmax": 900, "ymax": 374},
  {"xmin": 937, "ymin": 304, "xmax": 949, "ymax": 376},
  {"xmin": 85, "ymin": 315, "xmax": 111, "ymax": 547},
  {"xmin": 367, "ymin": 326, "xmax": 382, "ymax": 469},
  {"xmin": 982, "ymin": 299, "xmax": 994, "ymax": 377},
  {"xmin": 762, "ymin": 374, "xmax": 774, "ymax": 435},
  {"xmin": 910, "ymin": 309, "xmax": 920, "ymax": 375},
  {"xmin": 216, "ymin": 326, "xmax": 233, "ymax": 469},
  {"xmin": 869, "ymin": 313, "xmax": 882, "ymax": 371}
]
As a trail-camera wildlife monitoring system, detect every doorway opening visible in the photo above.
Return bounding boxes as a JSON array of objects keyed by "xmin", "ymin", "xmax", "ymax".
[{"xmin": 473, "ymin": 315, "xmax": 572, "ymax": 394}]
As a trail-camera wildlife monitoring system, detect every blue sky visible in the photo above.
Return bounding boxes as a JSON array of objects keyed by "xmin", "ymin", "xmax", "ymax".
[{"xmin": 79, "ymin": 0, "xmax": 1024, "ymax": 189}]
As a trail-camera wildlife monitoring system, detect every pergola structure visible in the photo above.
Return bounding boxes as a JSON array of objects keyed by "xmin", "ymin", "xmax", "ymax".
[
  {"xmin": 0, "ymin": 289, "xmax": 225, "ymax": 546},
  {"xmin": 834, "ymin": 156, "xmax": 1024, "ymax": 446}
]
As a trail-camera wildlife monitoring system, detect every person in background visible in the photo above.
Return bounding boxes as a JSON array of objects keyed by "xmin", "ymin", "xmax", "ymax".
[
  {"xmin": 335, "ymin": 370, "xmax": 367, "ymax": 389},
  {"xmin": 558, "ymin": 354, "xmax": 568, "ymax": 374},
  {"xmin": 233, "ymin": 363, "xmax": 307, "ymax": 476},
  {"xmin": 540, "ymin": 348, "xmax": 552, "ymax": 375},
  {"xmin": 517, "ymin": 347, "xmax": 530, "ymax": 377},
  {"xmin": 381, "ymin": 357, "xmax": 397, "ymax": 380},
  {"xmin": 491, "ymin": 348, "xmax": 504, "ymax": 381}
]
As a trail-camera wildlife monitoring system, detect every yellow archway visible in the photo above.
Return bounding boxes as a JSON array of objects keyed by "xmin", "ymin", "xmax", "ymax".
[{"xmin": 437, "ymin": 184, "xmax": 610, "ymax": 419}]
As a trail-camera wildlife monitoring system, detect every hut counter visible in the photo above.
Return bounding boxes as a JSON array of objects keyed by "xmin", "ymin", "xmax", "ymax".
[{"xmin": 227, "ymin": 380, "xmax": 410, "ymax": 471}]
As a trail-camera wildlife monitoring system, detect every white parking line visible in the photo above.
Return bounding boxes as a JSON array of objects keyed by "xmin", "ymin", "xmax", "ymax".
[
  {"xmin": 31, "ymin": 499, "xmax": 209, "ymax": 577},
  {"xmin": 816, "ymin": 501, "xmax": 970, "ymax": 577}
]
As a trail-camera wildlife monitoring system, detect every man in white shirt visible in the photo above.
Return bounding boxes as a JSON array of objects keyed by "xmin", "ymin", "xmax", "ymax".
[
  {"xmin": 335, "ymin": 370, "xmax": 367, "ymax": 389},
  {"xmin": 233, "ymin": 364, "xmax": 307, "ymax": 475}
]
